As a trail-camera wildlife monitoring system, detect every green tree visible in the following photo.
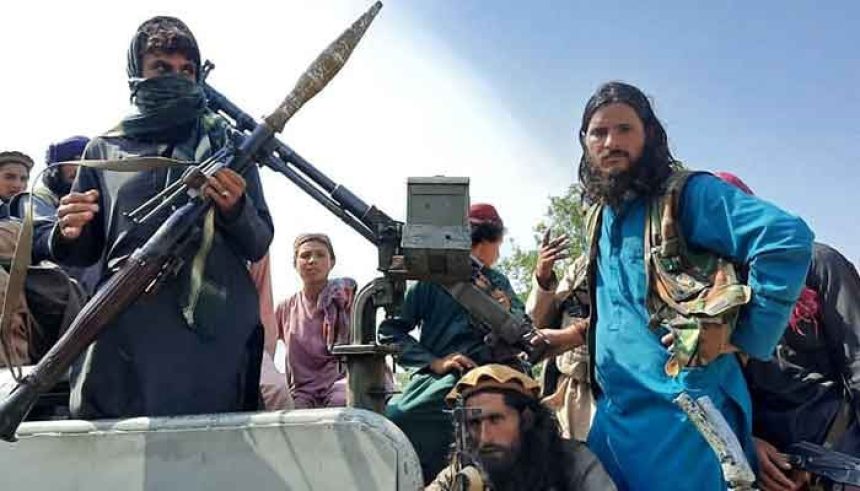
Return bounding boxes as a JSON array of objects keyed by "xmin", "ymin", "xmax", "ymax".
[{"xmin": 497, "ymin": 183, "xmax": 588, "ymax": 301}]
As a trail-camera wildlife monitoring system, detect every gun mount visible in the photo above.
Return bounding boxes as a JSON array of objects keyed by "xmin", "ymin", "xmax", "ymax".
[{"xmin": 203, "ymin": 76, "xmax": 545, "ymax": 414}]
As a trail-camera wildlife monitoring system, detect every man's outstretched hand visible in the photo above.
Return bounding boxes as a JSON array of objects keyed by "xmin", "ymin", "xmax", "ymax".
[{"xmin": 535, "ymin": 229, "xmax": 570, "ymax": 290}]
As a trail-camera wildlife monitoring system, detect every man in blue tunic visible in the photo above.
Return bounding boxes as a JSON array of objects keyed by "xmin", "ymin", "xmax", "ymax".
[{"xmin": 537, "ymin": 82, "xmax": 814, "ymax": 490}]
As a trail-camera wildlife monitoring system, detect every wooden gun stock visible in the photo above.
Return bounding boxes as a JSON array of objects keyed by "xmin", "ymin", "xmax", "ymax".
[{"xmin": 0, "ymin": 253, "xmax": 167, "ymax": 442}]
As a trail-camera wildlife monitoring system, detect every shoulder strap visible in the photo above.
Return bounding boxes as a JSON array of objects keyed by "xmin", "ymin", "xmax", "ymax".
[
  {"xmin": 584, "ymin": 203, "xmax": 603, "ymax": 259},
  {"xmin": 650, "ymin": 170, "xmax": 706, "ymax": 260}
]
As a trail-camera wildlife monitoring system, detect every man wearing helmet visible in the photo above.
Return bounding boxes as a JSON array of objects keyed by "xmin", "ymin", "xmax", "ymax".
[{"xmin": 427, "ymin": 364, "xmax": 616, "ymax": 491}]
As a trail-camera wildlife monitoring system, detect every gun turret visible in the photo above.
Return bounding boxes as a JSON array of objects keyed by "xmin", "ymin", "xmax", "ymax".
[{"xmin": 202, "ymin": 75, "xmax": 547, "ymax": 412}]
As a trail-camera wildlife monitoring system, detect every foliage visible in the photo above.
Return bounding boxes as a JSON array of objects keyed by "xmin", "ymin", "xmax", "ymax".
[{"xmin": 496, "ymin": 183, "xmax": 588, "ymax": 301}]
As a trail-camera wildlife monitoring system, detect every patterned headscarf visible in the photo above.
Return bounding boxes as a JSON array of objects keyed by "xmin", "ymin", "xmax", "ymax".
[
  {"xmin": 126, "ymin": 16, "xmax": 201, "ymax": 81},
  {"xmin": 789, "ymin": 287, "xmax": 820, "ymax": 336},
  {"xmin": 318, "ymin": 278, "xmax": 357, "ymax": 349},
  {"xmin": 111, "ymin": 16, "xmax": 206, "ymax": 141}
]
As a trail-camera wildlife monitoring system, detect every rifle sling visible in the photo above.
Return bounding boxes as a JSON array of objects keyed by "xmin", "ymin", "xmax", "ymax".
[{"xmin": 0, "ymin": 157, "xmax": 192, "ymax": 381}]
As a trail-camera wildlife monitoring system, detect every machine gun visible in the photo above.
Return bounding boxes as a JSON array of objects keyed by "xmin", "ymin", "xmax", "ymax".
[
  {"xmin": 0, "ymin": 0, "xmax": 547, "ymax": 440},
  {"xmin": 203, "ymin": 55, "xmax": 548, "ymax": 414},
  {"xmin": 784, "ymin": 442, "xmax": 860, "ymax": 489},
  {"xmin": 0, "ymin": 2, "xmax": 383, "ymax": 442},
  {"xmin": 205, "ymin": 86, "xmax": 548, "ymax": 410},
  {"xmin": 441, "ymin": 397, "xmax": 487, "ymax": 491}
]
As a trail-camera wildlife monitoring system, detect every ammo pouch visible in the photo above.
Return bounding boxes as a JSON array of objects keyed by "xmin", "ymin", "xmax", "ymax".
[
  {"xmin": 645, "ymin": 171, "xmax": 751, "ymax": 376},
  {"xmin": 585, "ymin": 170, "xmax": 752, "ymax": 377}
]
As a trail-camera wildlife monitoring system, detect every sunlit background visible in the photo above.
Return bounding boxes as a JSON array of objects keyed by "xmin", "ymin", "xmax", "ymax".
[{"xmin": 3, "ymin": 0, "xmax": 857, "ymax": 305}]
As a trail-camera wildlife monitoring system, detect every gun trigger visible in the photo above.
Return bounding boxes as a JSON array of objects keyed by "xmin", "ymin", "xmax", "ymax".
[{"xmin": 182, "ymin": 167, "xmax": 208, "ymax": 191}]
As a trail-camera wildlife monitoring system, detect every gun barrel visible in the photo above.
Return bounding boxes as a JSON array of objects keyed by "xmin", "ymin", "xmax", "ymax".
[
  {"xmin": 203, "ymin": 82, "xmax": 386, "ymax": 244},
  {"xmin": 0, "ymin": 382, "xmax": 39, "ymax": 442},
  {"xmin": 785, "ymin": 442, "xmax": 860, "ymax": 486}
]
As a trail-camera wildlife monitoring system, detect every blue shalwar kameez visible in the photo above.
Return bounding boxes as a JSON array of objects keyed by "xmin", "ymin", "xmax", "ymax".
[{"xmin": 586, "ymin": 174, "xmax": 814, "ymax": 490}]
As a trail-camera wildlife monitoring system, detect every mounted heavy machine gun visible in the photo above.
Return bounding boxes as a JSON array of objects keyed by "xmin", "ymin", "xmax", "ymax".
[
  {"xmin": 0, "ymin": 0, "xmax": 546, "ymax": 442},
  {"xmin": 203, "ymin": 70, "xmax": 549, "ymax": 415},
  {"xmin": 0, "ymin": 2, "xmax": 383, "ymax": 442}
]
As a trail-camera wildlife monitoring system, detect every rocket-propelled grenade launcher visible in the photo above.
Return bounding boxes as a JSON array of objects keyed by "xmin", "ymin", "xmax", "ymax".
[{"xmin": 0, "ymin": 2, "xmax": 383, "ymax": 442}]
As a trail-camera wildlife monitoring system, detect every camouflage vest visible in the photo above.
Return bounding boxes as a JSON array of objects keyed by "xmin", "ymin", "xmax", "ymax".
[{"xmin": 585, "ymin": 170, "xmax": 752, "ymax": 377}]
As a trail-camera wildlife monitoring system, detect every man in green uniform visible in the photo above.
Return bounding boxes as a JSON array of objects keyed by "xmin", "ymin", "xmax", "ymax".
[{"xmin": 381, "ymin": 203, "xmax": 524, "ymax": 483}]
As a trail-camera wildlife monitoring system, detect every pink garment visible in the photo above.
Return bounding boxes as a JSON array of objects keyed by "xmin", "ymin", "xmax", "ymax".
[
  {"xmin": 714, "ymin": 171, "xmax": 754, "ymax": 195},
  {"xmin": 789, "ymin": 287, "xmax": 821, "ymax": 337},
  {"xmin": 249, "ymin": 255, "xmax": 293, "ymax": 410},
  {"xmin": 276, "ymin": 278, "xmax": 356, "ymax": 409},
  {"xmin": 249, "ymin": 254, "xmax": 279, "ymax": 354}
]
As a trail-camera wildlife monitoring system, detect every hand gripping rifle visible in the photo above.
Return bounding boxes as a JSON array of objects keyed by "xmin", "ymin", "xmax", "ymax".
[
  {"xmin": 202, "ymin": 53, "xmax": 548, "ymax": 413},
  {"xmin": 784, "ymin": 442, "xmax": 860, "ymax": 489},
  {"xmin": 0, "ymin": 2, "xmax": 383, "ymax": 442},
  {"xmin": 205, "ymin": 84, "xmax": 548, "ymax": 413},
  {"xmin": 448, "ymin": 397, "xmax": 487, "ymax": 491}
]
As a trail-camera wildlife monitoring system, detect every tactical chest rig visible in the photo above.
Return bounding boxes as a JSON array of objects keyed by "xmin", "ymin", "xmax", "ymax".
[{"xmin": 585, "ymin": 170, "xmax": 752, "ymax": 378}]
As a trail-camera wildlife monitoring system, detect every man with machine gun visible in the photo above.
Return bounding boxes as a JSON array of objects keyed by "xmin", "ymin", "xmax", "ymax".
[
  {"xmin": 35, "ymin": 16, "xmax": 273, "ymax": 418},
  {"xmin": 380, "ymin": 203, "xmax": 528, "ymax": 483},
  {"xmin": 426, "ymin": 364, "xmax": 615, "ymax": 491}
]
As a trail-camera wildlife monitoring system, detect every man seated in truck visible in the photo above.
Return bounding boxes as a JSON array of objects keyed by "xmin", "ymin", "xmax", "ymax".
[
  {"xmin": 427, "ymin": 364, "xmax": 616, "ymax": 491},
  {"xmin": 381, "ymin": 203, "xmax": 524, "ymax": 482}
]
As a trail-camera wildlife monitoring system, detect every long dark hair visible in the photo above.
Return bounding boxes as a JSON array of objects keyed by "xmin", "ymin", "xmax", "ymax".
[
  {"xmin": 577, "ymin": 81, "xmax": 680, "ymax": 205},
  {"xmin": 478, "ymin": 391, "xmax": 570, "ymax": 491}
]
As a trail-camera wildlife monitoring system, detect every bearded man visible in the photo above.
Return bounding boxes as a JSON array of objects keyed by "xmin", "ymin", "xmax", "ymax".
[
  {"xmin": 35, "ymin": 16, "xmax": 273, "ymax": 418},
  {"xmin": 382, "ymin": 203, "xmax": 525, "ymax": 483},
  {"xmin": 33, "ymin": 136, "xmax": 89, "ymax": 208},
  {"xmin": 427, "ymin": 364, "xmax": 616, "ymax": 491},
  {"xmin": 537, "ymin": 82, "xmax": 814, "ymax": 490}
]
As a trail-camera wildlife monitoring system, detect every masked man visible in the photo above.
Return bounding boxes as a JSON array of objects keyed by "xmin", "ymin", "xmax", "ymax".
[
  {"xmin": 36, "ymin": 16, "xmax": 273, "ymax": 418},
  {"xmin": 427, "ymin": 364, "xmax": 616, "ymax": 491},
  {"xmin": 538, "ymin": 82, "xmax": 814, "ymax": 490},
  {"xmin": 381, "ymin": 203, "xmax": 524, "ymax": 483}
]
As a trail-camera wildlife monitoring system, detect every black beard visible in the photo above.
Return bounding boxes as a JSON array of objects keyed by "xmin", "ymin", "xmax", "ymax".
[
  {"xmin": 583, "ymin": 156, "xmax": 647, "ymax": 209},
  {"xmin": 477, "ymin": 447, "xmax": 528, "ymax": 491}
]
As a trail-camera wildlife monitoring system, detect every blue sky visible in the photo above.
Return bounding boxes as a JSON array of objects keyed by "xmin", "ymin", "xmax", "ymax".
[
  {"xmin": 400, "ymin": 1, "xmax": 860, "ymax": 262},
  {"xmin": 1, "ymin": 1, "xmax": 857, "ymax": 301}
]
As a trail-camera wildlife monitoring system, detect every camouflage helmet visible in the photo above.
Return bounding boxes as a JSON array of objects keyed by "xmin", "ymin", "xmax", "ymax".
[{"xmin": 445, "ymin": 364, "xmax": 540, "ymax": 406}]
